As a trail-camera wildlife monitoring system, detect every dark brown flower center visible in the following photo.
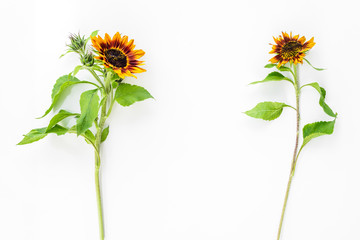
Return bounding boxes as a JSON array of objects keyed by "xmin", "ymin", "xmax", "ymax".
[
  {"xmin": 105, "ymin": 49, "xmax": 127, "ymax": 68},
  {"xmin": 281, "ymin": 41, "xmax": 302, "ymax": 59}
]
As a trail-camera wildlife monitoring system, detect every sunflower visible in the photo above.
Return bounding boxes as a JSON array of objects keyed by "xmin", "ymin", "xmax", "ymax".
[
  {"xmin": 269, "ymin": 32, "xmax": 315, "ymax": 67},
  {"xmin": 91, "ymin": 32, "xmax": 146, "ymax": 78}
]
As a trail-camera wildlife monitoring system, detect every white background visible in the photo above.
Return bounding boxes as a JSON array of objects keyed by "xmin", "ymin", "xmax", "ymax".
[{"xmin": 1, "ymin": 0, "xmax": 359, "ymax": 239}]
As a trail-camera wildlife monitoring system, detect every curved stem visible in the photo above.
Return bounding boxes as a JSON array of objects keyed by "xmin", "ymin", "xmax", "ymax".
[
  {"xmin": 82, "ymin": 80, "xmax": 102, "ymax": 89},
  {"xmin": 87, "ymin": 67, "xmax": 105, "ymax": 89},
  {"xmin": 106, "ymin": 97, "xmax": 116, "ymax": 118},
  {"xmin": 277, "ymin": 64, "xmax": 300, "ymax": 240}
]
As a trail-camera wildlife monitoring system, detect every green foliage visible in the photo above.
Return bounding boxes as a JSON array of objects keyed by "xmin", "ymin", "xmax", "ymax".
[
  {"xmin": 72, "ymin": 65, "xmax": 86, "ymax": 76},
  {"xmin": 46, "ymin": 124, "xmax": 69, "ymax": 135},
  {"xmin": 115, "ymin": 83, "xmax": 153, "ymax": 107},
  {"xmin": 76, "ymin": 89, "xmax": 100, "ymax": 135},
  {"xmin": 91, "ymin": 30, "xmax": 99, "ymax": 37},
  {"xmin": 84, "ymin": 130, "xmax": 96, "ymax": 144},
  {"xmin": 40, "ymin": 75, "xmax": 101, "ymax": 119},
  {"xmin": 302, "ymin": 82, "xmax": 336, "ymax": 117},
  {"xmin": 300, "ymin": 120, "xmax": 336, "ymax": 151},
  {"xmin": 46, "ymin": 110, "xmax": 79, "ymax": 131},
  {"xmin": 18, "ymin": 125, "xmax": 68, "ymax": 145},
  {"xmin": 264, "ymin": 64, "xmax": 276, "ymax": 68},
  {"xmin": 39, "ymin": 75, "xmax": 81, "ymax": 118},
  {"xmin": 264, "ymin": 64, "xmax": 292, "ymax": 72},
  {"xmin": 85, "ymin": 30, "xmax": 100, "ymax": 46},
  {"xmin": 250, "ymin": 72, "xmax": 293, "ymax": 85},
  {"xmin": 101, "ymin": 126, "xmax": 109, "ymax": 143},
  {"xmin": 304, "ymin": 58, "xmax": 325, "ymax": 71},
  {"xmin": 107, "ymin": 68, "xmax": 121, "ymax": 81},
  {"xmin": 245, "ymin": 102, "xmax": 293, "ymax": 121},
  {"xmin": 59, "ymin": 50, "xmax": 72, "ymax": 58}
]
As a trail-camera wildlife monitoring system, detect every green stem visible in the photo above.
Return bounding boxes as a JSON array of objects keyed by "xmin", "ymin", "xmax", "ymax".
[
  {"xmin": 106, "ymin": 97, "xmax": 116, "ymax": 118},
  {"xmin": 93, "ymin": 72, "xmax": 111, "ymax": 240},
  {"xmin": 95, "ymin": 161, "xmax": 104, "ymax": 240},
  {"xmin": 94, "ymin": 103, "xmax": 107, "ymax": 240},
  {"xmin": 88, "ymin": 67, "xmax": 105, "ymax": 89},
  {"xmin": 277, "ymin": 64, "xmax": 300, "ymax": 240}
]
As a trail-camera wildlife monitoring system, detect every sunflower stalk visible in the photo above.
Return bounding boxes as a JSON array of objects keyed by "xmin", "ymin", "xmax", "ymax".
[
  {"xmin": 276, "ymin": 64, "xmax": 300, "ymax": 240},
  {"xmin": 93, "ymin": 71, "xmax": 111, "ymax": 240}
]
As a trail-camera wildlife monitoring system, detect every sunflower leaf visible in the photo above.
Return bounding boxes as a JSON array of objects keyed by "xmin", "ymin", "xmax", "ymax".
[
  {"xmin": 72, "ymin": 65, "xmax": 86, "ymax": 76},
  {"xmin": 264, "ymin": 64, "xmax": 277, "ymax": 68},
  {"xmin": 84, "ymin": 130, "xmax": 96, "ymax": 144},
  {"xmin": 76, "ymin": 89, "xmax": 100, "ymax": 135},
  {"xmin": 39, "ymin": 75, "xmax": 81, "ymax": 118},
  {"xmin": 304, "ymin": 58, "xmax": 325, "ymax": 71},
  {"xmin": 115, "ymin": 83, "xmax": 153, "ymax": 107},
  {"xmin": 101, "ymin": 126, "xmax": 110, "ymax": 143},
  {"xmin": 107, "ymin": 68, "xmax": 121, "ymax": 82},
  {"xmin": 245, "ymin": 102, "xmax": 294, "ymax": 121},
  {"xmin": 85, "ymin": 30, "xmax": 100, "ymax": 45},
  {"xmin": 17, "ymin": 125, "xmax": 68, "ymax": 145},
  {"xmin": 90, "ymin": 30, "xmax": 99, "ymax": 37},
  {"xmin": 301, "ymin": 82, "xmax": 337, "ymax": 117},
  {"xmin": 89, "ymin": 65, "xmax": 103, "ymax": 73},
  {"xmin": 299, "ymin": 120, "xmax": 336, "ymax": 152},
  {"xmin": 278, "ymin": 66, "xmax": 292, "ymax": 72},
  {"xmin": 46, "ymin": 124, "xmax": 69, "ymax": 135},
  {"xmin": 17, "ymin": 128, "xmax": 48, "ymax": 145},
  {"xmin": 39, "ymin": 75, "xmax": 100, "ymax": 119},
  {"xmin": 46, "ymin": 110, "xmax": 79, "ymax": 131},
  {"xmin": 250, "ymin": 72, "xmax": 293, "ymax": 85},
  {"xmin": 59, "ymin": 50, "xmax": 73, "ymax": 58}
]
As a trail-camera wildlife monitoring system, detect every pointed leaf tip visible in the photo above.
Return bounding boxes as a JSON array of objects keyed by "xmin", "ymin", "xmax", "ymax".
[
  {"xmin": 245, "ymin": 102, "xmax": 293, "ymax": 121},
  {"xmin": 115, "ymin": 83, "xmax": 153, "ymax": 107}
]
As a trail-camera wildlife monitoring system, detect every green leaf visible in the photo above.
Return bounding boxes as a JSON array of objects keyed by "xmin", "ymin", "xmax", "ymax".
[
  {"xmin": 84, "ymin": 130, "xmax": 96, "ymax": 144},
  {"xmin": 278, "ymin": 66, "xmax": 292, "ymax": 72},
  {"xmin": 264, "ymin": 64, "xmax": 277, "ymax": 68},
  {"xmin": 59, "ymin": 50, "xmax": 73, "ymax": 58},
  {"xmin": 115, "ymin": 83, "xmax": 153, "ymax": 107},
  {"xmin": 90, "ymin": 65, "xmax": 103, "ymax": 73},
  {"xmin": 39, "ymin": 75, "xmax": 81, "ymax": 118},
  {"xmin": 300, "ymin": 120, "xmax": 336, "ymax": 151},
  {"xmin": 18, "ymin": 125, "xmax": 68, "ymax": 145},
  {"xmin": 72, "ymin": 65, "xmax": 85, "ymax": 76},
  {"xmin": 264, "ymin": 64, "xmax": 291, "ymax": 72},
  {"xmin": 46, "ymin": 110, "xmax": 79, "ymax": 131},
  {"xmin": 302, "ymin": 82, "xmax": 336, "ymax": 117},
  {"xmin": 18, "ymin": 128, "xmax": 48, "ymax": 145},
  {"xmin": 112, "ymin": 81, "xmax": 119, "ymax": 88},
  {"xmin": 249, "ymin": 71, "xmax": 293, "ymax": 85},
  {"xmin": 76, "ymin": 89, "xmax": 100, "ymax": 135},
  {"xmin": 245, "ymin": 102, "xmax": 294, "ymax": 121},
  {"xmin": 110, "ymin": 70, "xmax": 121, "ymax": 82},
  {"xmin": 101, "ymin": 126, "xmax": 109, "ymax": 143},
  {"xmin": 46, "ymin": 124, "xmax": 68, "ymax": 135},
  {"xmin": 85, "ymin": 30, "xmax": 100, "ymax": 45},
  {"xmin": 304, "ymin": 58, "xmax": 325, "ymax": 71},
  {"xmin": 90, "ymin": 30, "xmax": 99, "ymax": 37}
]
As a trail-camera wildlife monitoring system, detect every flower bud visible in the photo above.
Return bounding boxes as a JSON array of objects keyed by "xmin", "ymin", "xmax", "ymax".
[
  {"xmin": 81, "ymin": 52, "xmax": 95, "ymax": 66},
  {"xmin": 67, "ymin": 33, "xmax": 86, "ymax": 52}
]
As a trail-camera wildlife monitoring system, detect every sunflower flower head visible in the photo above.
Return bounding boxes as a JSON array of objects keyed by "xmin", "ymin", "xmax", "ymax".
[
  {"xmin": 269, "ymin": 32, "xmax": 315, "ymax": 67},
  {"xmin": 91, "ymin": 32, "xmax": 146, "ymax": 79},
  {"xmin": 67, "ymin": 33, "xmax": 87, "ymax": 52}
]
